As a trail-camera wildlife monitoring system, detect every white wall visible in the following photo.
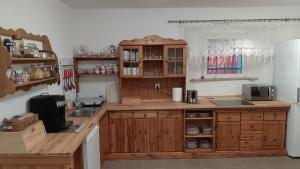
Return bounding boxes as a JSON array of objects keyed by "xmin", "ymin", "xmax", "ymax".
[
  {"xmin": 71, "ymin": 7, "xmax": 300, "ymax": 96},
  {"xmin": 0, "ymin": 0, "xmax": 73, "ymax": 120},
  {"xmin": 1, "ymin": 3, "xmax": 300, "ymax": 120}
]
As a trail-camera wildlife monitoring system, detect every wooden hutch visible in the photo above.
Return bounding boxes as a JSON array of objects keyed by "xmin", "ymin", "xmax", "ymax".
[{"xmin": 118, "ymin": 35, "xmax": 187, "ymax": 101}]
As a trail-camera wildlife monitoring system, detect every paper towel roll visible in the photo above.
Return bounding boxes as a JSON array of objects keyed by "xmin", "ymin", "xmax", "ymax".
[{"xmin": 172, "ymin": 87, "xmax": 183, "ymax": 102}]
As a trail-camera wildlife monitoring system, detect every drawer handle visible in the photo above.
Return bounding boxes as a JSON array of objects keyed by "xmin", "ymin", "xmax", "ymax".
[{"xmin": 274, "ymin": 113, "xmax": 278, "ymax": 118}]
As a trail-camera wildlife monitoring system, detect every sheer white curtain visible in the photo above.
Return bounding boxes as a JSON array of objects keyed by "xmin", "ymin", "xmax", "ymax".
[{"xmin": 182, "ymin": 22, "xmax": 300, "ymax": 80}]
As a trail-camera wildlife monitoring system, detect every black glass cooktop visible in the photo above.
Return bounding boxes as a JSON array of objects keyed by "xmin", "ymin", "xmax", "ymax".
[{"xmin": 210, "ymin": 100, "xmax": 254, "ymax": 106}]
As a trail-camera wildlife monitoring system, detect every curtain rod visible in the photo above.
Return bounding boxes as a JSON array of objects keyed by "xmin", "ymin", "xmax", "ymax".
[{"xmin": 168, "ymin": 18, "xmax": 300, "ymax": 24}]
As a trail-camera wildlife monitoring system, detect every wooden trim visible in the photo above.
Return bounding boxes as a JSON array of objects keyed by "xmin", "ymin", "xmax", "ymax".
[
  {"xmin": 0, "ymin": 41, "xmax": 14, "ymax": 97},
  {"xmin": 119, "ymin": 35, "xmax": 187, "ymax": 46},
  {"xmin": 73, "ymin": 56, "xmax": 119, "ymax": 61},
  {"xmin": 0, "ymin": 27, "xmax": 52, "ymax": 51},
  {"xmin": 104, "ymin": 150, "xmax": 286, "ymax": 160},
  {"xmin": 0, "ymin": 155, "xmax": 71, "ymax": 165},
  {"xmin": 15, "ymin": 77, "xmax": 60, "ymax": 91},
  {"xmin": 11, "ymin": 57, "xmax": 57, "ymax": 64}
]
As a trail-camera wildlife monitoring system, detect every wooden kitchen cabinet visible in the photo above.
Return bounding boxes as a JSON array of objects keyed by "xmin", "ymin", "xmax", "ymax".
[
  {"xmin": 164, "ymin": 45, "xmax": 187, "ymax": 77},
  {"xmin": 216, "ymin": 122, "xmax": 241, "ymax": 151},
  {"xmin": 108, "ymin": 111, "xmax": 134, "ymax": 153},
  {"xmin": 263, "ymin": 121, "xmax": 286, "ymax": 150},
  {"xmin": 134, "ymin": 118, "xmax": 158, "ymax": 153},
  {"xmin": 157, "ymin": 110, "xmax": 183, "ymax": 152},
  {"xmin": 133, "ymin": 111, "xmax": 158, "ymax": 153}
]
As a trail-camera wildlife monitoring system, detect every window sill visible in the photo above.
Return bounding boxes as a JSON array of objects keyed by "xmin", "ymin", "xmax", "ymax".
[{"xmin": 190, "ymin": 77, "xmax": 258, "ymax": 82}]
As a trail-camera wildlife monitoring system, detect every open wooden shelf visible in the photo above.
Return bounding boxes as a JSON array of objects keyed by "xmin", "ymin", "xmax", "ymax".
[
  {"xmin": 76, "ymin": 73, "xmax": 119, "ymax": 76},
  {"xmin": 143, "ymin": 59, "xmax": 164, "ymax": 61},
  {"xmin": 14, "ymin": 76, "xmax": 59, "ymax": 90},
  {"xmin": 73, "ymin": 56, "xmax": 119, "ymax": 61},
  {"xmin": 142, "ymin": 76, "xmax": 164, "ymax": 79},
  {"xmin": 73, "ymin": 55, "xmax": 119, "ymax": 92},
  {"xmin": 0, "ymin": 27, "xmax": 60, "ymax": 98},
  {"xmin": 185, "ymin": 148, "xmax": 213, "ymax": 153},
  {"xmin": 11, "ymin": 57, "xmax": 57, "ymax": 64},
  {"xmin": 185, "ymin": 134, "xmax": 213, "ymax": 138},
  {"xmin": 123, "ymin": 61, "xmax": 139, "ymax": 63},
  {"xmin": 185, "ymin": 117, "xmax": 214, "ymax": 120}
]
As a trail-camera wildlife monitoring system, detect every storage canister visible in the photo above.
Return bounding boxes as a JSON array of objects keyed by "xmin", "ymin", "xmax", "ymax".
[{"xmin": 12, "ymin": 35, "xmax": 24, "ymax": 56}]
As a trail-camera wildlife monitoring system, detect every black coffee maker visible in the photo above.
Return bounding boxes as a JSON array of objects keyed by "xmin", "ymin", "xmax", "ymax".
[{"xmin": 29, "ymin": 94, "xmax": 72, "ymax": 132}]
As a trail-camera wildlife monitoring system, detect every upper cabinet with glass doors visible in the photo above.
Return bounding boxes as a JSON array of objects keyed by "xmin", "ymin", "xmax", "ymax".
[
  {"xmin": 119, "ymin": 35, "xmax": 187, "ymax": 78},
  {"xmin": 164, "ymin": 45, "xmax": 187, "ymax": 77},
  {"xmin": 119, "ymin": 46, "xmax": 143, "ymax": 77}
]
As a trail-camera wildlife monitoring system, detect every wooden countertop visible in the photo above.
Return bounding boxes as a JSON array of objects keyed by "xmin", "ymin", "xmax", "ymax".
[
  {"xmin": 105, "ymin": 97, "xmax": 290, "ymax": 110},
  {"xmin": 0, "ymin": 96, "xmax": 290, "ymax": 156}
]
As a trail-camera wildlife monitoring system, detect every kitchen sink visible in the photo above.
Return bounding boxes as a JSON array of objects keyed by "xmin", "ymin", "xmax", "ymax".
[{"xmin": 69, "ymin": 107, "xmax": 100, "ymax": 117}]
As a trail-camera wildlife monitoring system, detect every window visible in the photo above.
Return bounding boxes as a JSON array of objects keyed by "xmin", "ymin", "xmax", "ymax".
[{"xmin": 207, "ymin": 39, "xmax": 242, "ymax": 74}]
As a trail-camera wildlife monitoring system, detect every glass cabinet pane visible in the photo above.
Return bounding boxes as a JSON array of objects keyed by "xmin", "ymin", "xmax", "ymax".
[
  {"xmin": 168, "ymin": 48, "xmax": 175, "ymax": 61},
  {"xmin": 122, "ymin": 47, "xmax": 140, "ymax": 76},
  {"xmin": 167, "ymin": 47, "xmax": 184, "ymax": 75},
  {"xmin": 176, "ymin": 48, "xmax": 183, "ymax": 62},
  {"xmin": 176, "ymin": 63, "xmax": 183, "ymax": 74},
  {"xmin": 168, "ymin": 62, "xmax": 176, "ymax": 74}
]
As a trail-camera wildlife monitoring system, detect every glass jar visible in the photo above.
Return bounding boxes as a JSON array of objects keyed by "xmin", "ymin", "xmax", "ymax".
[
  {"xmin": 43, "ymin": 66, "xmax": 51, "ymax": 79},
  {"xmin": 12, "ymin": 35, "xmax": 24, "ymax": 57},
  {"xmin": 29, "ymin": 66, "xmax": 44, "ymax": 80},
  {"xmin": 24, "ymin": 43, "xmax": 40, "ymax": 58},
  {"xmin": 49, "ymin": 66, "xmax": 57, "ymax": 77}
]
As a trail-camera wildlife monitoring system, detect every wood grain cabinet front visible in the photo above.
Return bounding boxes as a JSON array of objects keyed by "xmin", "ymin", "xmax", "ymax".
[
  {"xmin": 216, "ymin": 122, "xmax": 241, "ymax": 151},
  {"xmin": 263, "ymin": 121, "xmax": 286, "ymax": 150},
  {"xmin": 217, "ymin": 112, "xmax": 241, "ymax": 122},
  {"xmin": 157, "ymin": 110, "xmax": 183, "ymax": 152},
  {"xmin": 109, "ymin": 111, "xmax": 134, "ymax": 153},
  {"xmin": 133, "ymin": 111, "xmax": 158, "ymax": 153}
]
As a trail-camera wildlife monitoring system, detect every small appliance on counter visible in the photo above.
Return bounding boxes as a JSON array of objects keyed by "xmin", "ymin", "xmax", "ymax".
[
  {"xmin": 172, "ymin": 87, "xmax": 183, "ymax": 102},
  {"xmin": 187, "ymin": 90, "xmax": 198, "ymax": 103},
  {"xmin": 69, "ymin": 96, "xmax": 104, "ymax": 117},
  {"xmin": 242, "ymin": 84, "xmax": 276, "ymax": 101},
  {"xmin": 29, "ymin": 94, "xmax": 72, "ymax": 133}
]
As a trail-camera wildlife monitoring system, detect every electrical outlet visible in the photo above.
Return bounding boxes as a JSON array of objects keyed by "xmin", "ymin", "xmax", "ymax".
[{"xmin": 155, "ymin": 83, "xmax": 160, "ymax": 91}]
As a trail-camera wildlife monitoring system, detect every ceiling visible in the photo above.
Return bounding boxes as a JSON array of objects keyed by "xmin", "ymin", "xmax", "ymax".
[{"xmin": 61, "ymin": 0, "xmax": 300, "ymax": 9}]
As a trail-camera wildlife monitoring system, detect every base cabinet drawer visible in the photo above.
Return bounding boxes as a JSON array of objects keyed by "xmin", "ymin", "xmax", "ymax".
[
  {"xmin": 134, "ymin": 111, "xmax": 157, "ymax": 118},
  {"xmin": 217, "ymin": 112, "xmax": 240, "ymax": 122},
  {"xmin": 241, "ymin": 131, "xmax": 263, "ymax": 141},
  {"xmin": 241, "ymin": 112, "xmax": 263, "ymax": 121},
  {"xmin": 241, "ymin": 121, "xmax": 263, "ymax": 131},
  {"xmin": 109, "ymin": 111, "xmax": 133, "ymax": 119},
  {"xmin": 240, "ymin": 141, "xmax": 262, "ymax": 150},
  {"xmin": 264, "ymin": 111, "xmax": 286, "ymax": 121}
]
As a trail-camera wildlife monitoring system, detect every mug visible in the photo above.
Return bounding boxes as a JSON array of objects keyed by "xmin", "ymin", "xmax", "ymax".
[
  {"xmin": 126, "ymin": 67, "xmax": 131, "ymax": 76},
  {"xmin": 132, "ymin": 67, "xmax": 137, "ymax": 76}
]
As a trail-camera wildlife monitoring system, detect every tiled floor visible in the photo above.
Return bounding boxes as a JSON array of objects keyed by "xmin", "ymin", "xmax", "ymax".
[{"xmin": 103, "ymin": 156, "xmax": 300, "ymax": 169}]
